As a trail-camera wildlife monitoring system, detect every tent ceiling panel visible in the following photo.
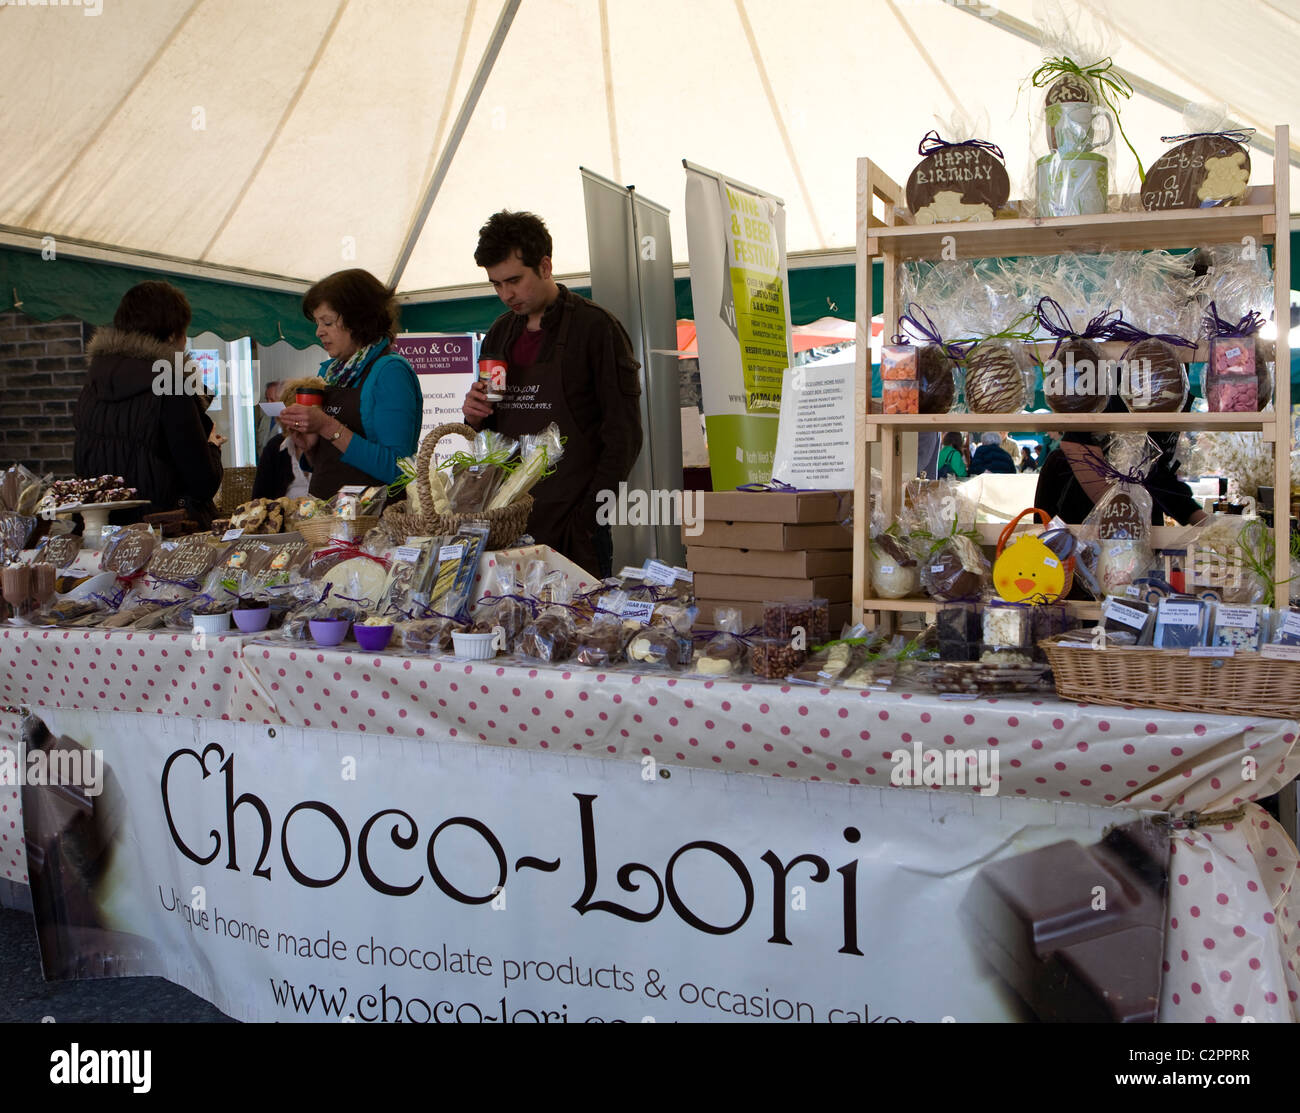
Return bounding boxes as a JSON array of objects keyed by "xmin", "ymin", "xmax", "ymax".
[{"xmin": 0, "ymin": 0, "xmax": 1295, "ymax": 300}]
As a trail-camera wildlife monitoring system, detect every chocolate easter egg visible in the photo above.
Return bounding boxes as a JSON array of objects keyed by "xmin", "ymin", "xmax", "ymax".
[
  {"xmin": 917, "ymin": 344, "xmax": 957, "ymax": 413},
  {"xmin": 963, "ymin": 342, "xmax": 1028, "ymax": 414},
  {"xmin": 1044, "ymin": 338, "xmax": 1110, "ymax": 413},
  {"xmin": 1097, "ymin": 491, "xmax": 1145, "ymax": 540},
  {"xmin": 1119, "ymin": 338, "xmax": 1188, "ymax": 413},
  {"xmin": 1141, "ymin": 136, "xmax": 1250, "ymax": 211},
  {"xmin": 906, "ymin": 145, "xmax": 1010, "ymax": 225}
]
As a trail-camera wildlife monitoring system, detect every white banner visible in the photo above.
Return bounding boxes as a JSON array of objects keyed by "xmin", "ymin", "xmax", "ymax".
[
  {"xmin": 683, "ymin": 164, "xmax": 792, "ymax": 490},
  {"xmin": 24, "ymin": 708, "xmax": 1141, "ymax": 1023}
]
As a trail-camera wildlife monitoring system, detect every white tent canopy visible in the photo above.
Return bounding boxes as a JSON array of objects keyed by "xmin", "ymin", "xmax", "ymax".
[{"xmin": 2, "ymin": 0, "xmax": 1297, "ymax": 297}]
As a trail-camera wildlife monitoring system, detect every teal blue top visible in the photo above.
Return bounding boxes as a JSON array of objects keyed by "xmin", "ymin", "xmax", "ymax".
[{"xmin": 315, "ymin": 344, "xmax": 421, "ymax": 483}]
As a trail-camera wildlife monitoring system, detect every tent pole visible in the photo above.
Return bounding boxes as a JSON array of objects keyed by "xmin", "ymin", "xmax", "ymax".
[{"xmin": 387, "ymin": 0, "xmax": 522, "ymax": 291}]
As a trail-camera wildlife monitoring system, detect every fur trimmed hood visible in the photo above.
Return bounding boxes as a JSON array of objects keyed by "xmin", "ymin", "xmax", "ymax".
[
  {"xmin": 84, "ymin": 326, "xmax": 185, "ymax": 403},
  {"xmin": 86, "ymin": 326, "xmax": 181, "ymax": 364}
]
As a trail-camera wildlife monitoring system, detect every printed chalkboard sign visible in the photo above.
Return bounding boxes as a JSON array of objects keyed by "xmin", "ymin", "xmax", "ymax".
[{"xmin": 1141, "ymin": 134, "xmax": 1251, "ymax": 210}]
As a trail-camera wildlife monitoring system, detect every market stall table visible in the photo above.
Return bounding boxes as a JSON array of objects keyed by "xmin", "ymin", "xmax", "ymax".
[{"xmin": 2, "ymin": 625, "xmax": 1297, "ymax": 1022}]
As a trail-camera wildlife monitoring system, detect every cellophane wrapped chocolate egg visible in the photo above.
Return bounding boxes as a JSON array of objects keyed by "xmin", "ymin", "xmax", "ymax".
[
  {"xmin": 1120, "ymin": 338, "xmax": 1188, "ymax": 413},
  {"xmin": 963, "ymin": 341, "xmax": 1030, "ymax": 415}
]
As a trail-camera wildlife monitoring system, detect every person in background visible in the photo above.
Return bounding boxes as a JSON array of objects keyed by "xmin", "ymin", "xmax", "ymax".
[
  {"xmin": 1018, "ymin": 446, "xmax": 1039, "ymax": 472},
  {"xmin": 252, "ymin": 380, "xmax": 311, "ymax": 499},
  {"xmin": 969, "ymin": 431, "xmax": 1017, "ymax": 476},
  {"xmin": 254, "ymin": 379, "xmax": 283, "ymax": 455},
  {"xmin": 278, "ymin": 270, "xmax": 421, "ymax": 500},
  {"xmin": 74, "ymin": 280, "xmax": 222, "ymax": 526},
  {"xmin": 1035, "ymin": 398, "xmax": 1206, "ymax": 525},
  {"xmin": 460, "ymin": 210, "xmax": 643, "ymax": 577},
  {"xmin": 936, "ymin": 431, "xmax": 968, "ymax": 479}
]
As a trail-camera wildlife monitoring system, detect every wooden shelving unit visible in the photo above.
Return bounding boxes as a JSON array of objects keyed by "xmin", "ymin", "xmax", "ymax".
[{"xmin": 853, "ymin": 126, "xmax": 1293, "ymax": 627}]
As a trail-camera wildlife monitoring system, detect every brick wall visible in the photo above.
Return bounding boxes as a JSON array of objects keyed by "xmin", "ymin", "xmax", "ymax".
[{"xmin": 0, "ymin": 310, "xmax": 88, "ymax": 476}]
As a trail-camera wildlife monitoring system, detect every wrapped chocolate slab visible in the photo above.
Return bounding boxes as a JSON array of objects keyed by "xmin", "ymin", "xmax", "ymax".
[
  {"xmin": 470, "ymin": 563, "xmax": 534, "ymax": 643},
  {"xmin": 487, "ymin": 423, "xmax": 564, "ymax": 511},
  {"xmin": 959, "ymin": 819, "xmax": 1169, "ymax": 1022},
  {"xmin": 1099, "ymin": 595, "xmax": 1153, "ymax": 646},
  {"xmin": 397, "ymin": 615, "xmax": 465, "ymax": 653},
  {"xmin": 1191, "ymin": 514, "xmax": 1272, "ymax": 606},
  {"xmin": 574, "ymin": 611, "xmax": 630, "ymax": 668},
  {"xmin": 906, "ymin": 481, "xmax": 990, "ymax": 603},
  {"xmin": 441, "ymin": 430, "xmax": 517, "ymax": 514},
  {"xmin": 691, "ymin": 607, "xmax": 748, "ymax": 677},
  {"xmin": 1153, "ymin": 595, "xmax": 1211, "ymax": 649}
]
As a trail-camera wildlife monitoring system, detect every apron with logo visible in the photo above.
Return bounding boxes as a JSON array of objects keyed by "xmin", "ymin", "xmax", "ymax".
[
  {"xmin": 491, "ymin": 297, "xmax": 600, "ymax": 574},
  {"xmin": 308, "ymin": 360, "xmax": 387, "ymax": 500}
]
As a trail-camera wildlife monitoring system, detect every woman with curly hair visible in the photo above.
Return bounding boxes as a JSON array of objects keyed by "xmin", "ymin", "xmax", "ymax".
[{"xmin": 279, "ymin": 269, "xmax": 422, "ymax": 500}]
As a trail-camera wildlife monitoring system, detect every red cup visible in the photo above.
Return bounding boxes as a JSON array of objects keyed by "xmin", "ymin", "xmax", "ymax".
[
  {"xmin": 478, "ymin": 359, "xmax": 507, "ymax": 402},
  {"xmin": 296, "ymin": 389, "xmax": 324, "ymax": 406}
]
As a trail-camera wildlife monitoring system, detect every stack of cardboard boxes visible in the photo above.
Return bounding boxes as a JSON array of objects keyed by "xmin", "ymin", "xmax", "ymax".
[{"xmin": 685, "ymin": 490, "xmax": 854, "ymax": 631}]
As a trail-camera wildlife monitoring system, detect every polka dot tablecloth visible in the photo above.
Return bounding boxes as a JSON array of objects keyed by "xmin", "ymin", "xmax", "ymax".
[{"xmin": 3, "ymin": 626, "xmax": 1298, "ymax": 1020}]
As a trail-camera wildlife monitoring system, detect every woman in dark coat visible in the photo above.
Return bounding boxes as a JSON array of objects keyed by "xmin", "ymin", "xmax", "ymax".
[{"xmin": 73, "ymin": 281, "xmax": 222, "ymax": 525}]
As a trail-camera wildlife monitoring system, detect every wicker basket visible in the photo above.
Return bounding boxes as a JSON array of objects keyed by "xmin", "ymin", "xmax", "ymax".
[
  {"xmin": 298, "ymin": 514, "xmax": 379, "ymax": 547},
  {"xmin": 1040, "ymin": 634, "xmax": 1300, "ymax": 720},
  {"xmin": 216, "ymin": 466, "xmax": 257, "ymax": 515},
  {"xmin": 380, "ymin": 422, "xmax": 533, "ymax": 549}
]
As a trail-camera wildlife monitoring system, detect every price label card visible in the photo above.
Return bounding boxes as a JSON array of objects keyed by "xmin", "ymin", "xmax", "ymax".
[
  {"xmin": 395, "ymin": 545, "xmax": 423, "ymax": 564},
  {"xmin": 672, "ymin": 566, "xmax": 695, "ymax": 583},
  {"xmin": 879, "ymin": 564, "xmax": 895, "ymax": 575},
  {"xmin": 1158, "ymin": 600, "xmax": 1203, "ymax": 626},
  {"xmin": 930, "ymin": 565, "xmax": 944, "ymax": 574},
  {"xmin": 1189, "ymin": 646, "xmax": 1235, "ymax": 658},
  {"xmin": 338, "ymin": 485, "xmax": 367, "ymax": 497},
  {"xmin": 1216, "ymin": 606, "xmax": 1258, "ymax": 631},
  {"xmin": 1281, "ymin": 612, "xmax": 1300, "ymax": 640},
  {"xmin": 643, "ymin": 560, "xmax": 677, "ymax": 587},
  {"xmin": 221, "ymin": 528, "xmax": 244, "ymax": 542},
  {"xmin": 939, "ymin": 693, "xmax": 980, "ymax": 701},
  {"xmin": 1103, "ymin": 599, "xmax": 1149, "ymax": 631},
  {"xmin": 439, "ymin": 544, "xmax": 463, "ymax": 562},
  {"xmin": 1124, "ymin": 584, "xmax": 1141, "ymax": 598},
  {"xmin": 620, "ymin": 600, "xmax": 655, "ymax": 626},
  {"xmin": 1044, "ymin": 557, "xmax": 1059, "ymax": 568},
  {"xmin": 1261, "ymin": 643, "xmax": 1300, "ymax": 661}
]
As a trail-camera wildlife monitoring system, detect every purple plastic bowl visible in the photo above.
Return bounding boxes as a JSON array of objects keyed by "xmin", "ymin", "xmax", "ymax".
[
  {"xmin": 354, "ymin": 624, "xmax": 394, "ymax": 652},
  {"xmin": 309, "ymin": 618, "xmax": 350, "ymax": 647},
  {"xmin": 232, "ymin": 608, "xmax": 271, "ymax": 633}
]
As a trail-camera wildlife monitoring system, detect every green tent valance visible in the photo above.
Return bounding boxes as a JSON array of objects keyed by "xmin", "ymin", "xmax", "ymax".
[{"xmin": 3, "ymin": 234, "xmax": 1297, "ymax": 348}]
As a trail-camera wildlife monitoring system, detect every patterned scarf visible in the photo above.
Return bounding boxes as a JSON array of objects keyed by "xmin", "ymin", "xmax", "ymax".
[{"xmin": 322, "ymin": 340, "xmax": 384, "ymax": 389}]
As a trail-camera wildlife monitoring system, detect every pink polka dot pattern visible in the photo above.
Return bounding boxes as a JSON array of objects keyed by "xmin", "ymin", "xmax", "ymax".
[
  {"xmin": 2, "ymin": 624, "xmax": 1299, "ymax": 1020},
  {"xmin": 1161, "ymin": 804, "xmax": 1300, "ymax": 1023}
]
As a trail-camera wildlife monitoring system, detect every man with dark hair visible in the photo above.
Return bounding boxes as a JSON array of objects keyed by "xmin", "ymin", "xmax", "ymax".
[{"xmin": 462, "ymin": 210, "xmax": 643, "ymax": 577}]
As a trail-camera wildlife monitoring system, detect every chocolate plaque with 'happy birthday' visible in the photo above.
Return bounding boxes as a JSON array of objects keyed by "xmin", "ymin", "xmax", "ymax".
[
  {"xmin": 146, "ymin": 538, "xmax": 222, "ymax": 583},
  {"xmin": 1141, "ymin": 136, "xmax": 1250, "ymax": 211},
  {"xmin": 906, "ymin": 145, "xmax": 1010, "ymax": 225}
]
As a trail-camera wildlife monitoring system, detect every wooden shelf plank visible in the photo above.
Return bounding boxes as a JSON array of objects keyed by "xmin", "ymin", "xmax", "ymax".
[
  {"xmin": 866, "ymin": 204, "xmax": 1276, "ymax": 260},
  {"xmin": 864, "ymin": 411, "xmax": 1273, "ymax": 433},
  {"xmin": 859, "ymin": 598, "xmax": 1102, "ymax": 620}
]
